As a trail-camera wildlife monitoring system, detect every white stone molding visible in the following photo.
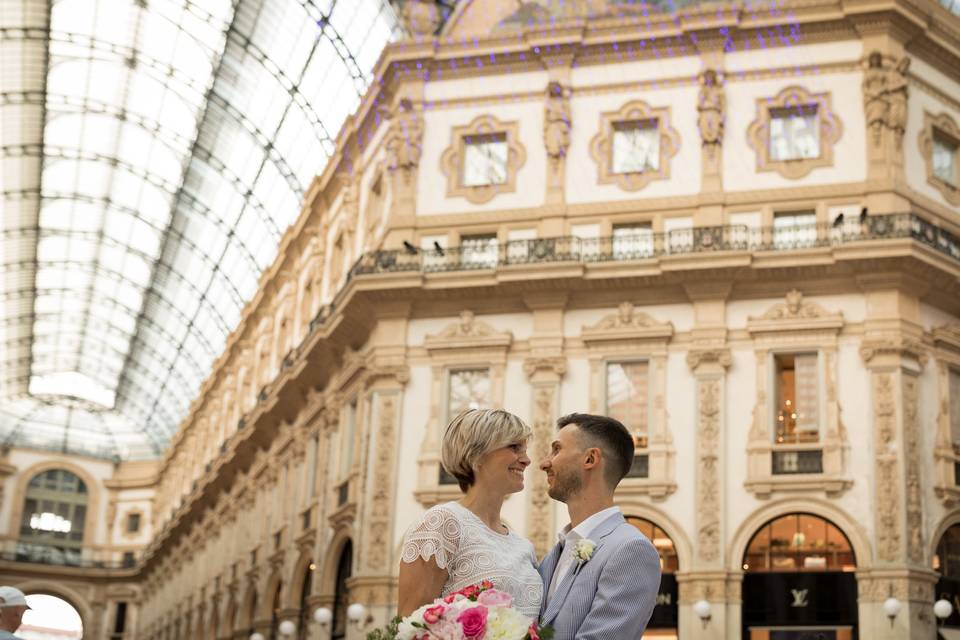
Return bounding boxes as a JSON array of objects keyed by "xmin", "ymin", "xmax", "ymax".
[
  {"xmin": 581, "ymin": 302, "xmax": 676, "ymax": 499},
  {"xmin": 744, "ymin": 290, "xmax": 850, "ymax": 498},
  {"xmin": 932, "ymin": 324, "xmax": 960, "ymax": 505}
]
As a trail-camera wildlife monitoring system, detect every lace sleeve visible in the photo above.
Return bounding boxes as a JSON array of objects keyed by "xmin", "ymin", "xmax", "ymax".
[{"xmin": 401, "ymin": 505, "xmax": 462, "ymax": 570}]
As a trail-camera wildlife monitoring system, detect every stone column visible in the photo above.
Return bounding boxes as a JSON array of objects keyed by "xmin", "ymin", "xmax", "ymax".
[
  {"xmin": 856, "ymin": 277, "xmax": 936, "ymax": 639},
  {"xmin": 684, "ymin": 347, "xmax": 735, "ymax": 640},
  {"xmin": 523, "ymin": 357, "xmax": 566, "ymax": 558}
]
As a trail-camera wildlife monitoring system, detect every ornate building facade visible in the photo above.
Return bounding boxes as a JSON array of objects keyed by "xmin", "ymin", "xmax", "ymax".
[{"xmin": 2, "ymin": 0, "xmax": 960, "ymax": 639}]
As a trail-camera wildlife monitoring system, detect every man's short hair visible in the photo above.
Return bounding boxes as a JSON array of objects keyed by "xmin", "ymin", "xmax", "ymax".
[{"xmin": 557, "ymin": 413, "xmax": 635, "ymax": 487}]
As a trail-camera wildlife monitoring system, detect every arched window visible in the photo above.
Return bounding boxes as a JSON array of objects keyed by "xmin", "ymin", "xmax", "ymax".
[
  {"xmin": 743, "ymin": 513, "xmax": 855, "ymax": 572},
  {"xmin": 298, "ymin": 562, "xmax": 314, "ymax": 640},
  {"xmin": 268, "ymin": 582, "xmax": 282, "ymax": 640},
  {"xmin": 934, "ymin": 524, "xmax": 960, "ymax": 577},
  {"xmin": 331, "ymin": 541, "xmax": 352, "ymax": 640},
  {"xmin": 18, "ymin": 469, "xmax": 88, "ymax": 566},
  {"xmin": 625, "ymin": 516, "xmax": 679, "ymax": 572}
]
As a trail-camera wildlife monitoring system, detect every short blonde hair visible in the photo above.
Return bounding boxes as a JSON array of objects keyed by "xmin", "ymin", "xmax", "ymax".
[{"xmin": 441, "ymin": 409, "xmax": 532, "ymax": 491}]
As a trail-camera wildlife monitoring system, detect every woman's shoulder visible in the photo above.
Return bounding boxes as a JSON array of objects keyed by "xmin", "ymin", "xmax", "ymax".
[{"xmin": 409, "ymin": 502, "xmax": 466, "ymax": 529}]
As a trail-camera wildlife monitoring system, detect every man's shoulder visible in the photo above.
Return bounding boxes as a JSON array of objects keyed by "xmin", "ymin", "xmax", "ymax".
[
  {"xmin": 0, "ymin": 631, "xmax": 23, "ymax": 640},
  {"xmin": 605, "ymin": 521, "xmax": 658, "ymax": 554}
]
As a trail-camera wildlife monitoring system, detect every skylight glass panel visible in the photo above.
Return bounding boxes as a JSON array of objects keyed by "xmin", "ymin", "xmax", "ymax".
[{"xmin": 2, "ymin": 0, "xmax": 401, "ymax": 459}]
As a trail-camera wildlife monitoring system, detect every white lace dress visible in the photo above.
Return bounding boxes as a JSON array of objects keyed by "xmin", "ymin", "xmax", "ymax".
[{"xmin": 401, "ymin": 501, "xmax": 543, "ymax": 620}]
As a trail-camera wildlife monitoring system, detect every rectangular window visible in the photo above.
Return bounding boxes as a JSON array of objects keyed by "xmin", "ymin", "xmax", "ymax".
[
  {"xmin": 447, "ymin": 369, "xmax": 491, "ymax": 420},
  {"xmin": 612, "ymin": 223, "xmax": 654, "ymax": 259},
  {"xmin": 460, "ymin": 234, "xmax": 498, "ymax": 268},
  {"xmin": 462, "ymin": 133, "xmax": 507, "ymax": 186},
  {"xmin": 606, "ymin": 361, "xmax": 649, "ymax": 448},
  {"xmin": 950, "ymin": 368, "xmax": 960, "ymax": 444},
  {"xmin": 774, "ymin": 353, "xmax": 820, "ymax": 444},
  {"xmin": 773, "ymin": 211, "xmax": 817, "ymax": 249},
  {"xmin": 122, "ymin": 552, "xmax": 135, "ymax": 568},
  {"xmin": 769, "ymin": 105, "xmax": 820, "ymax": 160},
  {"xmin": 126, "ymin": 513, "xmax": 140, "ymax": 533},
  {"xmin": 934, "ymin": 133, "xmax": 958, "ymax": 185},
  {"xmin": 612, "ymin": 119, "xmax": 659, "ymax": 173}
]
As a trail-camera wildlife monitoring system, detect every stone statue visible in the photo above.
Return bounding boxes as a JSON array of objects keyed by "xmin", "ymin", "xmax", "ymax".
[
  {"xmin": 697, "ymin": 69, "xmax": 725, "ymax": 145},
  {"xmin": 386, "ymin": 98, "xmax": 424, "ymax": 174},
  {"xmin": 401, "ymin": 0, "xmax": 442, "ymax": 38},
  {"xmin": 543, "ymin": 81, "xmax": 571, "ymax": 163},
  {"xmin": 887, "ymin": 56, "xmax": 910, "ymax": 146},
  {"xmin": 862, "ymin": 51, "xmax": 888, "ymax": 145}
]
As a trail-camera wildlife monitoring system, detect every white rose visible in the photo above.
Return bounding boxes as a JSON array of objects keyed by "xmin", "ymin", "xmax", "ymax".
[{"xmin": 575, "ymin": 538, "xmax": 597, "ymax": 563}]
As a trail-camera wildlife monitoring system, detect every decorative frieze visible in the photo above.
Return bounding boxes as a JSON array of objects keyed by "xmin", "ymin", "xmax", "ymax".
[
  {"xmin": 365, "ymin": 392, "xmax": 401, "ymax": 572},
  {"xmin": 874, "ymin": 372, "xmax": 901, "ymax": 563}
]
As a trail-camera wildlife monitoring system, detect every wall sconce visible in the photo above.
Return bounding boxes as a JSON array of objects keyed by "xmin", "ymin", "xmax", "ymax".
[
  {"xmin": 347, "ymin": 602, "xmax": 373, "ymax": 629},
  {"xmin": 935, "ymin": 599, "xmax": 953, "ymax": 625},
  {"xmin": 883, "ymin": 597, "xmax": 902, "ymax": 627},
  {"xmin": 313, "ymin": 606, "xmax": 332, "ymax": 627},
  {"xmin": 693, "ymin": 599, "xmax": 712, "ymax": 629},
  {"xmin": 278, "ymin": 620, "xmax": 296, "ymax": 636}
]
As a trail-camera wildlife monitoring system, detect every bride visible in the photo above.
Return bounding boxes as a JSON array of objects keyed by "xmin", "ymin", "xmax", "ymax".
[{"xmin": 398, "ymin": 408, "xmax": 543, "ymax": 619}]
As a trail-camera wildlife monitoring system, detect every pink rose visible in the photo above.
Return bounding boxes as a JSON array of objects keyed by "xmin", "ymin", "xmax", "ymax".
[
  {"xmin": 477, "ymin": 588, "xmax": 513, "ymax": 608},
  {"xmin": 527, "ymin": 622, "xmax": 541, "ymax": 640},
  {"xmin": 423, "ymin": 604, "xmax": 446, "ymax": 624},
  {"xmin": 457, "ymin": 605, "xmax": 488, "ymax": 639},
  {"xmin": 458, "ymin": 584, "xmax": 480, "ymax": 599}
]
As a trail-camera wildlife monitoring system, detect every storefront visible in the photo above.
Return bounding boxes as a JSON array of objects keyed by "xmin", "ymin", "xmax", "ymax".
[
  {"xmin": 741, "ymin": 513, "xmax": 858, "ymax": 640},
  {"xmin": 935, "ymin": 523, "xmax": 960, "ymax": 639},
  {"xmin": 627, "ymin": 516, "xmax": 679, "ymax": 640}
]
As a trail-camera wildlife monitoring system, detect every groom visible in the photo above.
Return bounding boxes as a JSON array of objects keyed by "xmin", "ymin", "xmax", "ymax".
[{"xmin": 537, "ymin": 413, "xmax": 661, "ymax": 639}]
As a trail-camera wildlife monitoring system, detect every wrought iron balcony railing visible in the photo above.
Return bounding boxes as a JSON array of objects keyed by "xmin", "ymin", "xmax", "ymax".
[
  {"xmin": 349, "ymin": 213, "xmax": 960, "ymax": 278},
  {"xmin": 0, "ymin": 541, "xmax": 136, "ymax": 570}
]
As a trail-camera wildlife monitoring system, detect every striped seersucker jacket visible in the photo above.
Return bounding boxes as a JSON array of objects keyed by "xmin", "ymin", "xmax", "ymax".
[{"xmin": 538, "ymin": 511, "xmax": 661, "ymax": 640}]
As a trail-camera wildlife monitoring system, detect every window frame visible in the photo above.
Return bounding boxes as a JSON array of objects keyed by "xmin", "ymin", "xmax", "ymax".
[
  {"xmin": 747, "ymin": 85, "xmax": 843, "ymax": 179},
  {"xmin": 441, "ymin": 115, "xmax": 526, "ymax": 204},
  {"xmin": 920, "ymin": 111, "xmax": 960, "ymax": 205},
  {"xmin": 589, "ymin": 99, "xmax": 680, "ymax": 192}
]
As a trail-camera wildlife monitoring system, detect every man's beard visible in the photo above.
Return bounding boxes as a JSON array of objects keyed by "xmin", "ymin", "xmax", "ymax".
[{"xmin": 547, "ymin": 466, "xmax": 582, "ymax": 503}]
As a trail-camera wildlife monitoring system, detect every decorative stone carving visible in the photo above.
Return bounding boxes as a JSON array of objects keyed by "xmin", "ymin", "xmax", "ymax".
[
  {"xmin": 759, "ymin": 289, "xmax": 835, "ymax": 321},
  {"xmin": 424, "ymin": 311, "xmax": 512, "ymax": 353},
  {"xmin": 386, "ymin": 98, "xmax": 424, "ymax": 179},
  {"xmin": 903, "ymin": 374, "xmax": 924, "ymax": 564},
  {"xmin": 874, "ymin": 373, "xmax": 901, "ymax": 562},
  {"xmin": 887, "ymin": 56, "xmax": 910, "ymax": 148},
  {"xmin": 543, "ymin": 80, "xmax": 571, "ymax": 202},
  {"xmin": 696, "ymin": 379, "xmax": 721, "ymax": 563},
  {"xmin": 698, "ymin": 69, "xmax": 725, "ymax": 146},
  {"xmin": 365, "ymin": 394, "xmax": 398, "ymax": 571},
  {"xmin": 522, "ymin": 357, "xmax": 566, "ymax": 380},
  {"xmin": 527, "ymin": 384, "xmax": 557, "ymax": 558},
  {"xmin": 401, "ymin": 0, "xmax": 442, "ymax": 37},
  {"xmin": 863, "ymin": 51, "xmax": 888, "ymax": 147},
  {"xmin": 685, "ymin": 349, "xmax": 732, "ymax": 372},
  {"xmin": 440, "ymin": 310, "xmax": 492, "ymax": 338}
]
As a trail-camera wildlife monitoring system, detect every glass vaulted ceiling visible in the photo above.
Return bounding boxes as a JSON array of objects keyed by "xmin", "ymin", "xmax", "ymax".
[{"xmin": 0, "ymin": 0, "xmax": 401, "ymax": 459}]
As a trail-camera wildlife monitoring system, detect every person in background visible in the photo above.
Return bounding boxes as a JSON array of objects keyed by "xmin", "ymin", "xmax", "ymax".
[{"xmin": 0, "ymin": 586, "xmax": 30, "ymax": 640}]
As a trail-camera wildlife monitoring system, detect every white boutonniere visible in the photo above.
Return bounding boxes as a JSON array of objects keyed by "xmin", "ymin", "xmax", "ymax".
[{"xmin": 574, "ymin": 538, "xmax": 596, "ymax": 565}]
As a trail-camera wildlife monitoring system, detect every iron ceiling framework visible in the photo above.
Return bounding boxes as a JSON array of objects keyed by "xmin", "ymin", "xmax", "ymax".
[{"xmin": 0, "ymin": 0, "xmax": 401, "ymax": 459}]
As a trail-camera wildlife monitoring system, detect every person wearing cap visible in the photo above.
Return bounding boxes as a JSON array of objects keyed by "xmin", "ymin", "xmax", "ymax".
[{"xmin": 0, "ymin": 586, "xmax": 30, "ymax": 639}]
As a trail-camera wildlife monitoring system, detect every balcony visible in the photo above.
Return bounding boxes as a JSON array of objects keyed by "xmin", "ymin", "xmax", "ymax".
[
  {"xmin": 0, "ymin": 540, "xmax": 138, "ymax": 572},
  {"xmin": 350, "ymin": 213, "xmax": 959, "ymax": 277}
]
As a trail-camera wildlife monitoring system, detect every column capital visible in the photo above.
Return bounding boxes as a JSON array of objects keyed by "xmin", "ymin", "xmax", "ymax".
[{"xmin": 686, "ymin": 348, "xmax": 732, "ymax": 373}]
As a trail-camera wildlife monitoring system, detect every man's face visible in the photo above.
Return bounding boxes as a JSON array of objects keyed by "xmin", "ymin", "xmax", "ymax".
[
  {"xmin": 539, "ymin": 424, "xmax": 585, "ymax": 503},
  {"xmin": 0, "ymin": 605, "xmax": 27, "ymax": 630}
]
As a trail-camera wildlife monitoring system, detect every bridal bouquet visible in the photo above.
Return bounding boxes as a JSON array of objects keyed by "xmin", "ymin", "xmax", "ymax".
[{"xmin": 367, "ymin": 580, "xmax": 552, "ymax": 640}]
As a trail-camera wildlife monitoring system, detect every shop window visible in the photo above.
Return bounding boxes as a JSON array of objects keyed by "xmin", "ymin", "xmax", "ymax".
[{"xmin": 743, "ymin": 513, "xmax": 855, "ymax": 572}]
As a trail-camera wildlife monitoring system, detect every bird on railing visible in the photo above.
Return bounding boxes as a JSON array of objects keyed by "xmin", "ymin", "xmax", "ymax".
[
  {"xmin": 402, "ymin": 240, "xmax": 418, "ymax": 255},
  {"xmin": 859, "ymin": 207, "xmax": 868, "ymax": 224},
  {"xmin": 433, "ymin": 241, "xmax": 445, "ymax": 256},
  {"xmin": 832, "ymin": 213, "xmax": 844, "ymax": 228}
]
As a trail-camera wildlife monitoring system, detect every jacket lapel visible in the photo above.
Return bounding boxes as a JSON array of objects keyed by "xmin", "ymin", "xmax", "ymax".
[
  {"xmin": 538, "ymin": 541, "xmax": 563, "ymax": 618},
  {"xmin": 541, "ymin": 512, "xmax": 626, "ymax": 625}
]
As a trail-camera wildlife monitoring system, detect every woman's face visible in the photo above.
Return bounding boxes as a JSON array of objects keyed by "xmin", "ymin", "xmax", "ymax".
[{"xmin": 475, "ymin": 439, "xmax": 531, "ymax": 494}]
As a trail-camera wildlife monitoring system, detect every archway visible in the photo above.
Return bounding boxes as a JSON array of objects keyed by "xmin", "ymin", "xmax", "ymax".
[
  {"xmin": 20, "ymin": 594, "xmax": 83, "ymax": 639},
  {"xmin": 933, "ymin": 522, "xmax": 960, "ymax": 632},
  {"xmin": 296, "ymin": 559, "xmax": 314, "ymax": 640},
  {"xmin": 741, "ymin": 513, "xmax": 857, "ymax": 640},
  {"xmin": 18, "ymin": 469, "xmax": 89, "ymax": 566},
  {"xmin": 626, "ymin": 516, "xmax": 678, "ymax": 639},
  {"xmin": 331, "ymin": 541, "xmax": 352, "ymax": 640},
  {"xmin": 268, "ymin": 580, "xmax": 282, "ymax": 640}
]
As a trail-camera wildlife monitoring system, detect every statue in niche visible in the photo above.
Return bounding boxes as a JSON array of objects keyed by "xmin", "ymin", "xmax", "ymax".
[
  {"xmin": 696, "ymin": 68, "xmax": 725, "ymax": 146},
  {"xmin": 543, "ymin": 81, "xmax": 571, "ymax": 164},
  {"xmin": 386, "ymin": 98, "xmax": 423, "ymax": 177},
  {"xmin": 862, "ymin": 51, "xmax": 888, "ymax": 145}
]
